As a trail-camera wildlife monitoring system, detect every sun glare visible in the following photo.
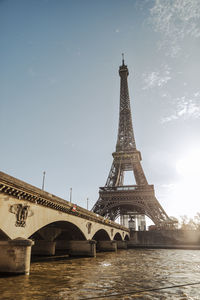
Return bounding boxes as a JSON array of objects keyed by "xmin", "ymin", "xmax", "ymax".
[
  {"xmin": 172, "ymin": 148, "xmax": 200, "ymax": 217},
  {"xmin": 176, "ymin": 149, "xmax": 200, "ymax": 178}
]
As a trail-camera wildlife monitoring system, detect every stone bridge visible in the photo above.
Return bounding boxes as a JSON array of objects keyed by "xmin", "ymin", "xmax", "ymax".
[{"xmin": 0, "ymin": 171, "xmax": 129, "ymax": 275}]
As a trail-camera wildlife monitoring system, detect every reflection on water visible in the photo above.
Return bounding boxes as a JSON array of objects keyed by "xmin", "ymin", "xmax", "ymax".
[{"xmin": 0, "ymin": 249, "xmax": 200, "ymax": 299}]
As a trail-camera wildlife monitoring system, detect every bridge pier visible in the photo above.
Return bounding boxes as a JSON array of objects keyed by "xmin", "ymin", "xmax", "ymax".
[
  {"xmin": 0, "ymin": 238, "xmax": 34, "ymax": 275},
  {"xmin": 56, "ymin": 240, "xmax": 70, "ymax": 253},
  {"xmin": 97, "ymin": 240, "xmax": 117, "ymax": 252},
  {"xmin": 116, "ymin": 240, "xmax": 127, "ymax": 249},
  {"xmin": 32, "ymin": 240, "xmax": 56, "ymax": 256},
  {"xmin": 31, "ymin": 227, "xmax": 62, "ymax": 256},
  {"xmin": 69, "ymin": 240, "xmax": 96, "ymax": 257}
]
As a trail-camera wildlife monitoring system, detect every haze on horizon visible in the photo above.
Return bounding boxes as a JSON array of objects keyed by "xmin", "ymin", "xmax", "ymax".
[{"xmin": 1, "ymin": 0, "xmax": 200, "ymax": 222}]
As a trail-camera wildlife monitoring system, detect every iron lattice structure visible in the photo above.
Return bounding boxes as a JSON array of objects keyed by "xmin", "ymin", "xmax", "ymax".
[{"xmin": 92, "ymin": 58, "xmax": 173, "ymax": 227}]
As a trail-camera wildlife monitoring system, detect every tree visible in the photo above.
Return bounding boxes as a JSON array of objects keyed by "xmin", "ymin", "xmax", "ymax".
[
  {"xmin": 180, "ymin": 215, "xmax": 196, "ymax": 230},
  {"xmin": 169, "ymin": 216, "xmax": 179, "ymax": 229},
  {"xmin": 179, "ymin": 213, "xmax": 200, "ymax": 230},
  {"xmin": 194, "ymin": 213, "xmax": 200, "ymax": 230}
]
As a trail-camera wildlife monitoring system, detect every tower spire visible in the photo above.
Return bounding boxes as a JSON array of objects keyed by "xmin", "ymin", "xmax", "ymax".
[
  {"xmin": 117, "ymin": 58, "xmax": 136, "ymax": 151},
  {"xmin": 122, "ymin": 53, "xmax": 125, "ymax": 66}
]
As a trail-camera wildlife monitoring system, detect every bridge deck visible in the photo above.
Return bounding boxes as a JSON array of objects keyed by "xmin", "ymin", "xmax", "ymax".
[{"xmin": 0, "ymin": 171, "xmax": 129, "ymax": 232}]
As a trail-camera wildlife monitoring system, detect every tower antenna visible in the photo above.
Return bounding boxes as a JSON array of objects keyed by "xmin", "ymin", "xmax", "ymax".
[{"xmin": 122, "ymin": 53, "xmax": 125, "ymax": 65}]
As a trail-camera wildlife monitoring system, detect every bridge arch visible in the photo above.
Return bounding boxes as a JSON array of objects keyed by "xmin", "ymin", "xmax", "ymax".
[
  {"xmin": 92, "ymin": 229, "xmax": 111, "ymax": 241},
  {"xmin": 24, "ymin": 208, "xmax": 92, "ymax": 240},
  {"xmin": 29, "ymin": 220, "xmax": 87, "ymax": 241},
  {"xmin": 113, "ymin": 232, "xmax": 122, "ymax": 241},
  {"xmin": 124, "ymin": 234, "xmax": 130, "ymax": 241}
]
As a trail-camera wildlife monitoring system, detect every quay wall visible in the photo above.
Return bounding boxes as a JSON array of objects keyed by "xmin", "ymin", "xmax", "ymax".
[{"xmin": 128, "ymin": 230, "xmax": 200, "ymax": 249}]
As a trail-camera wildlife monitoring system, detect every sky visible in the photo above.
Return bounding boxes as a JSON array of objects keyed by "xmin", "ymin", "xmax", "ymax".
[{"xmin": 1, "ymin": 0, "xmax": 200, "ymax": 222}]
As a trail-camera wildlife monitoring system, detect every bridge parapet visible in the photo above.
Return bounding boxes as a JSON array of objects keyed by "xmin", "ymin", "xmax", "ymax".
[{"xmin": 0, "ymin": 171, "xmax": 129, "ymax": 233}]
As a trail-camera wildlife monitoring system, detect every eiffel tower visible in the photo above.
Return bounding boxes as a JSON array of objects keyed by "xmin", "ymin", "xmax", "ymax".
[{"xmin": 92, "ymin": 56, "xmax": 173, "ymax": 227}]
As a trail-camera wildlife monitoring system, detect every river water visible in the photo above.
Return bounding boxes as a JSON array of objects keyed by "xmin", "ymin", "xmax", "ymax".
[{"xmin": 0, "ymin": 249, "xmax": 200, "ymax": 299}]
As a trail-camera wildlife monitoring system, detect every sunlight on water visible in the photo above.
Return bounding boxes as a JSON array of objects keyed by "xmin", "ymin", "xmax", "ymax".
[
  {"xmin": 0, "ymin": 249, "xmax": 200, "ymax": 299},
  {"xmin": 101, "ymin": 262, "xmax": 111, "ymax": 267}
]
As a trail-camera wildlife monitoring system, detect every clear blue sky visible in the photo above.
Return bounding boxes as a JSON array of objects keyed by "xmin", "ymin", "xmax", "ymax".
[{"xmin": 1, "ymin": 0, "xmax": 200, "ymax": 221}]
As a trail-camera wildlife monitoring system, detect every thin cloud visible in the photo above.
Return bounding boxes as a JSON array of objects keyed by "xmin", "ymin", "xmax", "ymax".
[
  {"xmin": 150, "ymin": 0, "xmax": 200, "ymax": 57},
  {"xmin": 160, "ymin": 183, "xmax": 176, "ymax": 190},
  {"xmin": 161, "ymin": 91, "xmax": 200, "ymax": 123},
  {"xmin": 142, "ymin": 65, "xmax": 171, "ymax": 89}
]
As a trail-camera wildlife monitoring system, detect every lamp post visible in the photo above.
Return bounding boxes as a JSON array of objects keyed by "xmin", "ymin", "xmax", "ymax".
[
  {"xmin": 70, "ymin": 188, "xmax": 72, "ymax": 203},
  {"xmin": 42, "ymin": 171, "xmax": 46, "ymax": 190},
  {"xmin": 87, "ymin": 197, "xmax": 89, "ymax": 210}
]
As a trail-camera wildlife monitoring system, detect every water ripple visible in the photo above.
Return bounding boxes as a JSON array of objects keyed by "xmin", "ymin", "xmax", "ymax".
[{"xmin": 0, "ymin": 249, "xmax": 200, "ymax": 299}]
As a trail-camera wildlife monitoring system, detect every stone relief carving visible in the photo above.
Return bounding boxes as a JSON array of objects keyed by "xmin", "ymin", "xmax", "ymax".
[
  {"xmin": 9, "ymin": 204, "xmax": 33, "ymax": 227},
  {"xmin": 86, "ymin": 222, "xmax": 92, "ymax": 234}
]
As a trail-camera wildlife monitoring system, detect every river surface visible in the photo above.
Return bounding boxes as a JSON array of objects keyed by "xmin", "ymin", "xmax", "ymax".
[{"xmin": 0, "ymin": 249, "xmax": 200, "ymax": 299}]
